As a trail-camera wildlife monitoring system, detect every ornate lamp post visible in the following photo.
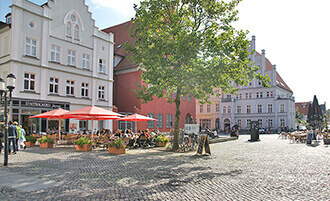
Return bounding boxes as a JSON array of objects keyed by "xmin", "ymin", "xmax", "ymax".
[{"xmin": 0, "ymin": 73, "xmax": 16, "ymax": 166}]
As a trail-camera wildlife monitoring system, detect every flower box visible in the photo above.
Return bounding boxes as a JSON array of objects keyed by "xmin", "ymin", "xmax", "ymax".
[
  {"xmin": 40, "ymin": 142, "xmax": 53, "ymax": 148},
  {"xmin": 25, "ymin": 141, "xmax": 35, "ymax": 147},
  {"xmin": 324, "ymin": 138, "xmax": 330, "ymax": 145},
  {"xmin": 108, "ymin": 147, "xmax": 126, "ymax": 155},
  {"xmin": 75, "ymin": 144, "xmax": 93, "ymax": 151},
  {"xmin": 157, "ymin": 141, "xmax": 168, "ymax": 147}
]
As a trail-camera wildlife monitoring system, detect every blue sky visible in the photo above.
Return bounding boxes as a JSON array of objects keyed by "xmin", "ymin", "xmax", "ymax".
[{"xmin": 1, "ymin": 0, "xmax": 329, "ymax": 107}]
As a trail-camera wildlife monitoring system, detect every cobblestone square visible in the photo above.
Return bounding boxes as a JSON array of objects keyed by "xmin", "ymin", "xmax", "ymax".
[{"xmin": 0, "ymin": 134, "xmax": 329, "ymax": 200}]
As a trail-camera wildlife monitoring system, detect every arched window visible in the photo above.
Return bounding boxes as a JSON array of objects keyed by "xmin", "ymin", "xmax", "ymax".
[
  {"xmin": 66, "ymin": 22, "xmax": 72, "ymax": 37},
  {"xmin": 74, "ymin": 24, "xmax": 79, "ymax": 39},
  {"xmin": 228, "ymin": 106, "xmax": 231, "ymax": 113}
]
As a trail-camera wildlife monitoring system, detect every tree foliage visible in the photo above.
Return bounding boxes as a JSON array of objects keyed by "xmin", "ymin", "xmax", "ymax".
[{"xmin": 126, "ymin": 0, "xmax": 269, "ymax": 150}]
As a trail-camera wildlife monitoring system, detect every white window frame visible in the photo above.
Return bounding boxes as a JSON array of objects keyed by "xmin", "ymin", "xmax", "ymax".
[
  {"xmin": 157, "ymin": 114, "xmax": 163, "ymax": 128},
  {"xmin": 81, "ymin": 82, "xmax": 89, "ymax": 98},
  {"xmin": 99, "ymin": 59, "xmax": 106, "ymax": 73},
  {"xmin": 268, "ymin": 104, "xmax": 273, "ymax": 113},
  {"xmin": 74, "ymin": 24, "xmax": 80, "ymax": 40},
  {"xmin": 66, "ymin": 22, "xmax": 72, "ymax": 37},
  {"xmin": 247, "ymin": 105, "xmax": 251, "ymax": 113},
  {"xmin": 257, "ymin": 104, "xmax": 262, "ymax": 113},
  {"xmin": 98, "ymin": 85, "xmax": 105, "ymax": 100},
  {"xmin": 280, "ymin": 104, "xmax": 285, "ymax": 113},
  {"xmin": 82, "ymin": 53, "xmax": 90, "ymax": 69},
  {"xmin": 67, "ymin": 50, "xmax": 76, "ymax": 66},
  {"xmin": 280, "ymin": 119, "xmax": 285, "ymax": 127},
  {"xmin": 147, "ymin": 113, "xmax": 155, "ymax": 128},
  {"xmin": 237, "ymin": 105, "xmax": 241, "ymax": 114},
  {"xmin": 49, "ymin": 77, "xmax": 59, "ymax": 94},
  {"xmin": 51, "ymin": 45, "xmax": 60, "ymax": 62},
  {"xmin": 199, "ymin": 105, "xmax": 203, "ymax": 113},
  {"xmin": 215, "ymin": 104, "xmax": 220, "ymax": 112},
  {"xmin": 166, "ymin": 114, "xmax": 172, "ymax": 128},
  {"xmin": 25, "ymin": 37, "xmax": 37, "ymax": 57},
  {"xmin": 228, "ymin": 106, "xmax": 231, "ymax": 113},
  {"xmin": 24, "ymin": 72, "xmax": 36, "ymax": 91},
  {"xmin": 222, "ymin": 106, "xmax": 226, "ymax": 113},
  {"xmin": 66, "ymin": 80, "xmax": 75, "ymax": 96},
  {"xmin": 206, "ymin": 104, "xmax": 211, "ymax": 113}
]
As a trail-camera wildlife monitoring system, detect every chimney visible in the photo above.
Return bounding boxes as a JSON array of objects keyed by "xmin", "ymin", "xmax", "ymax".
[
  {"xmin": 261, "ymin": 49, "xmax": 265, "ymax": 55},
  {"xmin": 251, "ymin": 35, "xmax": 256, "ymax": 50}
]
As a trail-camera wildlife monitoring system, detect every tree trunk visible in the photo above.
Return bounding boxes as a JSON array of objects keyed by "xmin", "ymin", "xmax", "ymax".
[{"xmin": 172, "ymin": 89, "xmax": 181, "ymax": 151}]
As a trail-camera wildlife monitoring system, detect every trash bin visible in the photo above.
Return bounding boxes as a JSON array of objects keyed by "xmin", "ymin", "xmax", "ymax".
[{"xmin": 249, "ymin": 121, "xmax": 260, "ymax": 141}]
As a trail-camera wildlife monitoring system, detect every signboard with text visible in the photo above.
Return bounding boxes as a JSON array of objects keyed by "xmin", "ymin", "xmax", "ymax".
[{"xmin": 184, "ymin": 124, "xmax": 199, "ymax": 134}]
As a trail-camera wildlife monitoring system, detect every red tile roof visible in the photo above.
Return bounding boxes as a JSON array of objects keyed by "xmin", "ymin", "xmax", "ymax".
[
  {"xmin": 102, "ymin": 21, "xmax": 138, "ymax": 70},
  {"xmin": 295, "ymin": 102, "xmax": 310, "ymax": 115}
]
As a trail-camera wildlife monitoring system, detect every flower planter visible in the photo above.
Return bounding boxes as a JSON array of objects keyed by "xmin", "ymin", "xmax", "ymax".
[
  {"xmin": 108, "ymin": 147, "xmax": 126, "ymax": 155},
  {"xmin": 25, "ymin": 141, "xmax": 35, "ymax": 147},
  {"xmin": 75, "ymin": 144, "xmax": 93, "ymax": 151},
  {"xmin": 157, "ymin": 142, "xmax": 168, "ymax": 147},
  {"xmin": 324, "ymin": 139, "xmax": 330, "ymax": 145},
  {"xmin": 40, "ymin": 142, "xmax": 53, "ymax": 148}
]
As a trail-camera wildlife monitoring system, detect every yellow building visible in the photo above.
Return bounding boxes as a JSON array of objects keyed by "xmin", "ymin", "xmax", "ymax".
[{"xmin": 196, "ymin": 88, "xmax": 222, "ymax": 131}]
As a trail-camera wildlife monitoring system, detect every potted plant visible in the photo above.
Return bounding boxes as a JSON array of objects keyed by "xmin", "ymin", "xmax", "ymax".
[
  {"xmin": 108, "ymin": 138, "xmax": 126, "ymax": 154},
  {"xmin": 25, "ymin": 135, "xmax": 37, "ymax": 147},
  {"xmin": 74, "ymin": 136, "xmax": 93, "ymax": 151},
  {"xmin": 156, "ymin": 135, "xmax": 169, "ymax": 147},
  {"xmin": 38, "ymin": 136, "xmax": 54, "ymax": 148}
]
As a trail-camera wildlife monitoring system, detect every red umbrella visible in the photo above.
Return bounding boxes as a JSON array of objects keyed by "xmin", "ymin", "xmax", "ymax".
[
  {"xmin": 30, "ymin": 108, "xmax": 69, "ymax": 141},
  {"xmin": 117, "ymin": 113, "xmax": 157, "ymax": 132},
  {"xmin": 61, "ymin": 106, "xmax": 122, "ymax": 139}
]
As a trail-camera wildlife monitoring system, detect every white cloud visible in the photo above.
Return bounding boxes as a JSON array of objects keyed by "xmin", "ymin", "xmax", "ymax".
[{"xmin": 90, "ymin": 0, "xmax": 139, "ymax": 15}]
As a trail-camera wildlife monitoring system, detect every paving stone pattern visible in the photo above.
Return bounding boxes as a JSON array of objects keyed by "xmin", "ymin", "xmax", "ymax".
[{"xmin": 0, "ymin": 134, "xmax": 329, "ymax": 200}]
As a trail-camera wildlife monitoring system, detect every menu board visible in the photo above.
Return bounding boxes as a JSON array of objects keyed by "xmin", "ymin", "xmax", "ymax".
[{"xmin": 196, "ymin": 135, "xmax": 211, "ymax": 155}]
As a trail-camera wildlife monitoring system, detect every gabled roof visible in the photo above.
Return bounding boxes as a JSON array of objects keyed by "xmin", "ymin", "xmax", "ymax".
[
  {"xmin": 0, "ymin": 21, "xmax": 9, "ymax": 29},
  {"xmin": 102, "ymin": 21, "xmax": 138, "ymax": 71},
  {"xmin": 295, "ymin": 102, "xmax": 310, "ymax": 115}
]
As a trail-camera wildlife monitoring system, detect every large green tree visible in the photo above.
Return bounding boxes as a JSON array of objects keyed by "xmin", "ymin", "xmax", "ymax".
[{"xmin": 127, "ymin": 0, "xmax": 268, "ymax": 151}]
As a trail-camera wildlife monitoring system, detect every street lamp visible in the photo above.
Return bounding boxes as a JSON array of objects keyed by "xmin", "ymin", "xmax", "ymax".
[{"xmin": 0, "ymin": 73, "xmax": 16, "ymax": 166}]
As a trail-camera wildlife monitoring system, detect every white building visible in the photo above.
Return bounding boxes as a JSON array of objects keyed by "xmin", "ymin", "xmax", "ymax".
[
  {"xmin": 219, "ymin": 36, "xmax": 295, "ymax": 132},
  {"xmin": 0, "ymin": 0, "xmax": 114, "ymax": 134}
]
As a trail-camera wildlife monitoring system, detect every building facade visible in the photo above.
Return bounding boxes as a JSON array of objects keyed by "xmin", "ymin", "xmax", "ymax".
[
  {"xmin": 218, "ymin": 36, "xmax": 295, "ymax": 132},
  {"xmin": 103, "ymin": 21, "xmax": 196, "ymax": 132},
  {"xmin": 196, "ymin": 88, "xmax": 222, "ymax": 131},
  {"xmin": 0, "ymin": 0, "xmax": 114, "ymax": 134}
]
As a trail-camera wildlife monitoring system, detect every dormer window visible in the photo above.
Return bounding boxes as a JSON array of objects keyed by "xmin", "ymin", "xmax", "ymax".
[
  {"xmin": 66, "ymin": 22, "xmax": 72, "ymax": 37},
  {"xmin": 5, "ymin": 13, "xmax": 11, "ymax": 24}
]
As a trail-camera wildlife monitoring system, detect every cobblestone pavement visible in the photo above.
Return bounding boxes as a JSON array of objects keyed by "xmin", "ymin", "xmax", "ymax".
[{"xmin": 0, "ymin": 134, "xmax": 329, "ymax": 200}]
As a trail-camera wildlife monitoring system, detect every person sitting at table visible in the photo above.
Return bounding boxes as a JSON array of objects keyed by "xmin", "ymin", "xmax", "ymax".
[{"xmin": 137, "ymin": 131, "xmax": 148, "ymax": 147}]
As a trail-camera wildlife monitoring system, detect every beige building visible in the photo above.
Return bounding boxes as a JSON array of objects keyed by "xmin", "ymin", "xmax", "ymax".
[{"xmin": 196, "ymin": 88, "xmax": 222, "ymax": 131}]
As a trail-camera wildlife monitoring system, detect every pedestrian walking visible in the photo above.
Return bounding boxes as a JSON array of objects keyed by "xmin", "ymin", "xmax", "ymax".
[
  {"xmin": 17, "ymin": 125, "xmax": 26, "ymax": 150},
  {"xmin": 8, "ymin": 121, "xmax": 18, "ymax": 154}
]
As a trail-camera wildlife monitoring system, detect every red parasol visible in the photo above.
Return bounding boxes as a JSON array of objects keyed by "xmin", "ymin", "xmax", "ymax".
[
  {"xmin": 30, "ymin": 108, "xmax": 69, "ymax": 141},
  {"xmin": 117, "ymin": 113, "xmax": 157, "ymax": 132},
  {"xmin": 61, "ymin": 106, "xmax": 122, "ymax": 140}
]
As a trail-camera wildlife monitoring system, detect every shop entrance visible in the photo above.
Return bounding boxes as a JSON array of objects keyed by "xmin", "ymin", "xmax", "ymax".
[{"xmin": 224, "ymin": 119, "xmax": 231, "ymax": 133}]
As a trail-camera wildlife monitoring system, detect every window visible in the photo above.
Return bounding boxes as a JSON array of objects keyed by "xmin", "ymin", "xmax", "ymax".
[
  {"xmin": 280, "ymin": 119, "xmax": 285, "ymax": 127},
  {"xmin": 237, "ymin": 119, "xmax": 242, "ymax": 127},
  {"xmin": 268, "ymin": 104, "xmax": 273, "ymax": 113},
  {"xmin": 249, "ymin": 93, "xmax": 252, "ymax": 99},
  {"xmin": 99, "ymin": 59, "xmax": 106, "ymax": 73},
  {"xmin": 199, "ymin": 105, "xmax": 204, "ymax": 113},
  {"xmin": 260, "ymin": 92, "xmax": 263, "ymax": 98},
  {"xmin": 82, "ymin": 54, "xmax": 90, "ymax": 69},
  {"xmin": 51, "ymin": 45, "xmax": 60, "ymax": 62},
  {"xmin": 66, "ymin": 22, "xmax": 72, "ymax": 37},
  {"xmin": 98, "ymin": 85, "xmax": 105, "ymax": 100},
  {"xmin": 25, "ymin": 38, "xmax": 37, "ymax": 57},
  {"xmin": 207, "ymin": 104, "xmax": 211, "ymax": 113},
  {"xmin": 268, "ymin": 118, "xmax": 273, "ymax": 128},
  {"xmin": 24, "ymin": 73, "xmax": 35, "ymax": 91},
  {"xmin": 157, "ymin": 114, "xmax": 163, "ymax": 128},
  {"xmin": 257, "ymin": 104, "xmax": 262, "ymax": 113},
  {"xmin": 222, "ymin": 106, "xmax": 226, "ymax": 113},
  {"xmin": 49, "ymin": 77, "xmax": 59, "ymax": 94},
  {"xmin": 247, "ymin": 119, "xmax": 251, "ymax": 128},
  {"xmin": 66, "ymin": 80, "xmax": 74, "ymax": 96},
  {"xmin": 74, "ymin": 25, "xmax": 79, "ymax": 40},
  {"xmin": 270, "ymin": 91, "xmax": 273, "ymax": 97},
  {"xmin": 237, "ymin": 106, "xmax": 241, "ymax": 114},
  {"xmin": 256, "ymin": 92, "xmax": 259, "ymax": 98},
  {"xmin": 267, "ymin": 92, "xmax": 270, "ymax": 97},
  {"xmin": 67, "ymin": 50, "xmax": 76, "ymax": 66},
  {"xmin": 247, "ymin": 105, "xmax": 251, "ymax": 113},
  {"xmin": 239, "ymin": 94, "xmax": 242, "ymax": 99},
  {"xmin": 228, "ymin": 106, "xmax": 231, "ymax": 113},
  {"xmin": 147, "ymin": 113, "xmax": 155, "ymax": 128},
  {"xmin": 215, "ymin": 104, "xmax": 220, "ymax": 112},
  {"xmin": 166, "ymin": 114, "xmax": 172, "ymax": 128},
  {"xmin": 245, "ymin": 93, "xmax": 248, "ymax": 99},
  {"xmin": 280, "ymin": 104, "xmax": 285, "ymax": 113},
  {"xmin": 258, "ymin": 119, "xmax": 262, "ymax": 127},
  {"xmin": 81, "ymin": 82, "xmax": 89, "ymax": 97}
]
